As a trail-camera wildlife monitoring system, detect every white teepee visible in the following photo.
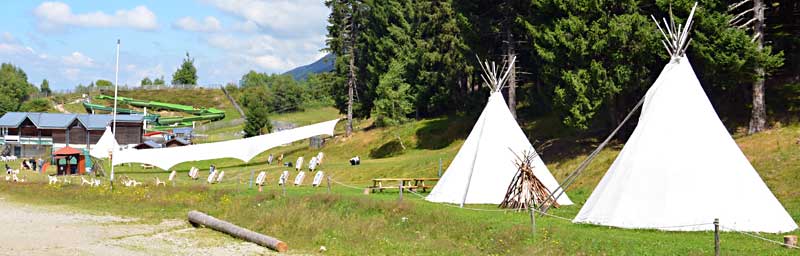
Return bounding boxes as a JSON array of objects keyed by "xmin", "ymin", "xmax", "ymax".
[
  {"xmin": 426, "ymin": 56, "xmax": 573, "ymax": 206},
  {"xmin": 89, "ymin": 126, "xmax": 119, "ymax": 159},
  {"xmin": 573, "ymin": 3, "xmax": 797, "ymax": 233}
]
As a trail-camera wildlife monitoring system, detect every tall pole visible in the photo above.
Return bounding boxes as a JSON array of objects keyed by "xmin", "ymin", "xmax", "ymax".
[
  {"xmin": 460, "ymin": 100, "xmax": 490, "ymax": 207},
  {"xmin": 110, "ymin": 39, "xmax": 120, "ymax": 183}
]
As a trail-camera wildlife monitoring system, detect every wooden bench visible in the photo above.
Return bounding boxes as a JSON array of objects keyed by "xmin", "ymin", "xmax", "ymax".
[
  {"xmin": 366, "ymin": 178, "xmax": 439, "ymax": 194},
  {"xmin": 412, "ymin": 178, "xmax": 439, "ymax": 192}
]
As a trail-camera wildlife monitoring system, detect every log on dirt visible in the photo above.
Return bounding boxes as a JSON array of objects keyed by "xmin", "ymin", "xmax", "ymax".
[{"xmin": 188, "ymin": 210, "xmax": 288, "ymax": 252}]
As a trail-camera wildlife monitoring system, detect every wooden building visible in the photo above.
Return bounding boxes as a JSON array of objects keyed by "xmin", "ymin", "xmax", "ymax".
[{"xmin": 0, "ymin": 112, "xmax": 144, "ymax": 158}]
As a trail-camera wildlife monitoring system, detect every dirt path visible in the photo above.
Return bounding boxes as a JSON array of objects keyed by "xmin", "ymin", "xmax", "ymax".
[
  {"xmin": 0, "ymin": 198, "xmax": 275, "ymax": 255},
  {"xmin": 54, "ymin": 103, "xmax": 69, "ymax": 114}
]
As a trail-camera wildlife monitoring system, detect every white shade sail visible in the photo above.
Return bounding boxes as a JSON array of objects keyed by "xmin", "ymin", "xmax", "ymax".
[
  {"xmin": 573, "ymin": 57, "xmax": 797, "ymax": 233},
  {"xmin": 113, "ymin": 119, "xmax": 339, "ymax": 170}
]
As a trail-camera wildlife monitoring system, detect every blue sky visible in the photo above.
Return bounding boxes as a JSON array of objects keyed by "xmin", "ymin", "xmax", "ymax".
[{"xmin": 0, "ymin": 1, "xmax": 330, "ymax": 91}]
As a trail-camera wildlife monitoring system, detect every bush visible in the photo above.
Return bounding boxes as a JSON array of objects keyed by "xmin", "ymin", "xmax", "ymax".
[{"xmin": 19, "ymin": 98, "xmax": 52, "ymax": 112}]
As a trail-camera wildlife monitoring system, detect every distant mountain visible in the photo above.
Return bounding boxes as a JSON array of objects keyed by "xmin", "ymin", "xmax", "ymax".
[{"xmin": 284, "ymin": 53, "xmax": 335, "ymax": 80}]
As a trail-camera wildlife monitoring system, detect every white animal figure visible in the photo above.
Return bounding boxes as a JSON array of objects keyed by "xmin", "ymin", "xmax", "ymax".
[
  {"xmin": 155, "ymin": 177, "xmax": 166, "ymax": 186},
  {"xmin": 312, "ymin": 171, "xmax": 324, "ymax": 187},
  {"xmin": 81, "ymin": 177, "xmax": 92, "ymax": 186},
  {"xmin": 309, "ymin": 157, "xmax": 318, "ymax": 171},
  {"xmin": 206, "ymin": 170, "xmax": 216, "ymax": 184},
  {"xmin": 293, "ymin": 171, "xmax": 306, "ymax": 186},
  {"xmin": 188, "ymin": 167, "xmax": 199, "ymax": 180},
  {"xmin": 92, "ymin": 178, "xmax": 101, "ymax": 187},
  {"xmin": 295, "ymin": 157, "xmax": 304, "ymax": 171},
  {"xmin": 215, "ymin": 171, "xmax": 225, "ymax": 183},
  {"xmin": 316, "ymin": 152, "xmax": 325, "ymax": 165},
  {"xmin": 62, "ymin": 177, "xmax": 71, "ymax": 185},
  {"xmin": 255, "ymin": 171, "xmax": 267, "ymax": 186},
  {"xmin": 48, "ymin": 175, "xmax": 59, "ymax": 184},
  {"xmin": 168, "ymin": 170, "xmax": 177, "ymax": 182},
  {"xmin": 278, "ymin": 171, "xmax": 289, "ymax": 185}
]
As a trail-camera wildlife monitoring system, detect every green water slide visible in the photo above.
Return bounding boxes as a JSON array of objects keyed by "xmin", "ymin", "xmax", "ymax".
[
  {"xmin": 82, "ymin": 101, "xmax": 160, "ymax": 122},
  {"xmin": 93, "ymin": 95, "xmax": 226, "ymax": 127}
]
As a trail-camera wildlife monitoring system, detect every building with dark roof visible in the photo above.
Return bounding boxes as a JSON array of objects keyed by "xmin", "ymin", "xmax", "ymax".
[{"xmin": 0, "ymin": 112, "xmax": 144, "ymax": 157}]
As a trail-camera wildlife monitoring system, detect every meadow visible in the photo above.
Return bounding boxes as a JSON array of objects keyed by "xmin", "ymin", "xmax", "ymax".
[{"xmin": 1, "ymin": 107, "xmax": 798, "ymax": 255}]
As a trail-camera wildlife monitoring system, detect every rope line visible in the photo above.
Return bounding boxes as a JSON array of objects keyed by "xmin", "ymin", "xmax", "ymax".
[
  {"xmin": 647, "ymin": 223, "xmax": 714, "ymax": 230},
  {"xmin": 329, "ymin": 178, "xmax": 365, "ymax": 191},
  {"xmin": 720, "ymin": 225, "xmax": 799, "ymax": 249}
]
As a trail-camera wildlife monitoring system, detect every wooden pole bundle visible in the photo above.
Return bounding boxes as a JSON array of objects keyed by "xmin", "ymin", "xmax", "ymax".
[
  {"xmin": 188, "ymin": 210, "xmax": 288, "ymax": 252},
  {"xmin": 499, "ymin": 150, "xmax": 558, "ymax": 210}
]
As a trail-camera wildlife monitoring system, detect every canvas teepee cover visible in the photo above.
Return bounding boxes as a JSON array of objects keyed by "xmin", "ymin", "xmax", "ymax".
[
  {"xmin": 89, "ymin": 126, "xmax": 119, "ymax": 159},
  {"xmin": 426, "ymin": 57, "xmax": 572, "ymax": 206},
  {"xmin": 573, "ymin": 4, "xmax": 797, "ymax": 233}
]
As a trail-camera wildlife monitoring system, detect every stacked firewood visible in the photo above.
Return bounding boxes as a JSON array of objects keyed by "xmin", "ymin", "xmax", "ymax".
[{"xmin": 499, "ymin": 150, "xmax": 558, "ymax": 210}]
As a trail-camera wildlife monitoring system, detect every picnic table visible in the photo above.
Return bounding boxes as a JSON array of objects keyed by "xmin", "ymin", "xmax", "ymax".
[{"xmin": 367, "ymin": 177, "xmax": 439, "ymax": 194}]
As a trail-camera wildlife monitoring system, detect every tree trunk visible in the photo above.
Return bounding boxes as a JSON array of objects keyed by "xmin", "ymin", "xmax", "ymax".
[
  {"xmin": 748, "ymin": 0, "xmax": 767, "ymax": 134},
  {"xmin": 345, "ymin": 7, "xmax": 357, "ymax": 137},
  {"xmin": 505, "ymin": 28, "xmax": 517, "ymax": 120},
  {"xmin": 188, "ymin": 211, "xmax": 288, "ymax": 252}
]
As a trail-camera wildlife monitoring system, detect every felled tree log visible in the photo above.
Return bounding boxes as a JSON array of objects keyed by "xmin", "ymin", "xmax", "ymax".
[{"xmin": 188, "ymin": 210, "xmax": 288, "ymax": 252}]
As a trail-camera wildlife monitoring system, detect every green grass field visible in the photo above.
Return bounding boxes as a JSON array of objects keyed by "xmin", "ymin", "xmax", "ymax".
[{"xmin": 1, "ymin": 105, "xmax": 798, "ymax": 255}]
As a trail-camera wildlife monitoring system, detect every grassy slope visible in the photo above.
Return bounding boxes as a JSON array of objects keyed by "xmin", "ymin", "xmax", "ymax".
[{"xmin": 1, "ymin": 108, "xmax": 798, "ymax": 255}]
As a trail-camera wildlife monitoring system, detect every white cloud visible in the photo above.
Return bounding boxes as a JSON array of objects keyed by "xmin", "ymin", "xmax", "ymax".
[
  {"xmin": 173, "ymin": 16, "xmax": 222, "ymax": 32},
  {"xmin": 1, "ymin": 32, "xmax": 17, "ymax": 44},
  {"xmin": 61, "ymin": 52, "xmax": 94, "ymax": 67},
  {"xmin": 34, "ymin": 2, "xmax": 158, "ymax": 31},
  {"xmin": 232, "ymin": 20, "xmax": 258, "ymax": 33},
  {"xmin": 204, "ymin": 33, "xmax": 326, "ymax": 73},
  {"xmin": 0, "ymin": 33, "xmax": 35, "ymax": 55},
  {"xmin": 63, "ymin": 68, "xmax": 81, "ymax": 81},
  {"xmin": 203, "ymin": 0, "xmax": 328, "ymax": 36}
]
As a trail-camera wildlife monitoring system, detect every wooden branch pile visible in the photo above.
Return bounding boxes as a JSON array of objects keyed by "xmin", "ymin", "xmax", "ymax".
[{"xmin": 499, "ymin": 150, "xmax": 558, "ymax": 210}]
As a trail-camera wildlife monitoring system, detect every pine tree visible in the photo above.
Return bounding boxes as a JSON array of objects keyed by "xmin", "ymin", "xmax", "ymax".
[
  {"xmin": 372, "ymin": 61, "xmax": 414, "ymax": 127},
  {"xmin": 241, "ymin": 86, "xmax": 273, "ymax": 137},
  {"xmin": 172, "ymin": 52, "xmax": 198, "ymax": 86},
  {"xmin": 40, "ymin": 79, "xmax": 51, "ymax": 96}
]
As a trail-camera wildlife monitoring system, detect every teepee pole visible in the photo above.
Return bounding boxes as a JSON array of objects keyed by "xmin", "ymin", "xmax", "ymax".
[
  {"xmin": 460, "ymin": 112, "xmax": 488, "ymax": 208},
  {"xmin": 540, "ymin": 96, "xmax": 645, "ymax": 213}
]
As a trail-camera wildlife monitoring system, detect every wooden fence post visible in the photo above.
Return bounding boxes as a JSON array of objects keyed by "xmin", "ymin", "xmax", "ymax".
[
  {"xmin": 249, "ymin": 170, "xmax": 254, "ymax": 189},
  {"xmin": 438, "ymin": 158, "xmax": 442, "ymax": 177},
  {"xmin": 398, "ymin": 181, "xmax": 403, "ymax": 202},
  {"xmin": 529, "ymin": 201, "xmax": 536, "ymax": 238},
  {"xmin": 326, "ymin": 176, "xmax": 332, "ymax": 193},
  {"xmin": 714, "ymin": 218, "xmax": 720, "ymax": 256}
]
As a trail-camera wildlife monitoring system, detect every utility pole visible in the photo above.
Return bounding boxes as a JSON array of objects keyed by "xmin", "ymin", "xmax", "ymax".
[{"xmin": 110, "ymin": 39, "xmax": 120, "ymax": 187}]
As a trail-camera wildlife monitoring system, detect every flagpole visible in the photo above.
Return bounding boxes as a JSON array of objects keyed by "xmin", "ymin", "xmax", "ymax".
[{"xmin": 110, "ymin": 39, "xmax": 120, "ymax": 184}]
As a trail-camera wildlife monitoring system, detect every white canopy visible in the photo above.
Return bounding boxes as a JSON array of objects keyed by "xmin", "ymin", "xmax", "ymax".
[
  {"xmin": 89, "ymin": 126, "xmax": 119, "ymax": 158},
  {"xmin": 426, "ymin": 93, "xmax": 573, "ymax": 205},
  {"xmin": 113, "ymin": 119, "xmax": 339, "ymax": 170},
  {"xmin": 573, "ymin": 57, "xmax": 797, "ymax": 233}
]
